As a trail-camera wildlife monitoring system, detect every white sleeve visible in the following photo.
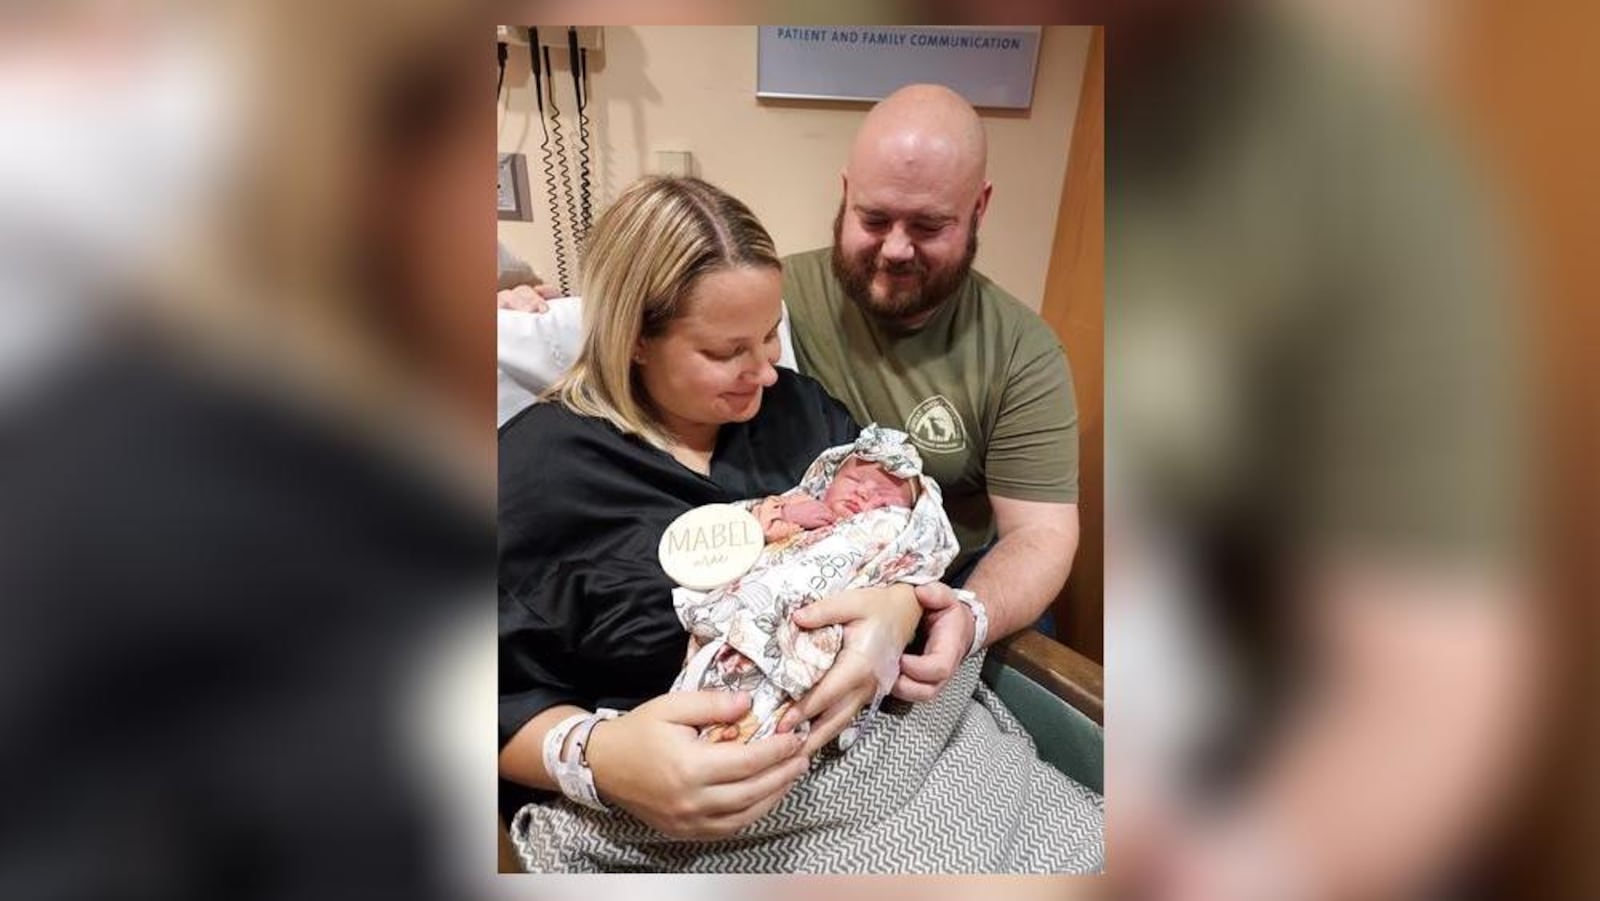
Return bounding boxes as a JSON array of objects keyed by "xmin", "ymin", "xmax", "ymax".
[
  {"xmin": 497, "ymin": 297, "xmax": 583, "ymax": 426},
  {"xmin": 777, "ymin": 300, "xmax": 797, "ymax": 372}
]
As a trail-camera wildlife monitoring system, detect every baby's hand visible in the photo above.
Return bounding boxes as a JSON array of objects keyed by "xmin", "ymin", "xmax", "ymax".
[
  {"xmin": 763, "ymin": 519, "xmax": 802, "ymax": 542},
  {"xmin": 783, "ymin": 499, "xmax": 837, "ymax": 530}
]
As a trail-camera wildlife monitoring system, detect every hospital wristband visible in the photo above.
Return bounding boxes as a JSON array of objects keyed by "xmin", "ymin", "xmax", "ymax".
[
  {"xmin": 547, "ymin": 708, "xmax": 621, "ymax": 811},
  {"xmin": 542, "ymin": 712, "xmax": 589, "ymax": 798},
  {"xmin": 952, "ymin": 589, "xmax": 988, "ymax": 658},
  {"xmin": 570, "ymin": 707, "xmax": 621, "ymax": 810}
]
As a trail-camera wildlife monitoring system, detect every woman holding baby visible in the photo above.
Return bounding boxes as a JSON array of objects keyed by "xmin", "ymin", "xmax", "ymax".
[{"xmin": 499, "ymin": 175, "xmax": 1101, "ymax": 872}]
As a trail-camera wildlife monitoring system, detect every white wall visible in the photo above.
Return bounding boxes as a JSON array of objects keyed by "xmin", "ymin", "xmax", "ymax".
[{"xmin": 497, "ymin": 25, "xmax": 1091, "ymax": 311}]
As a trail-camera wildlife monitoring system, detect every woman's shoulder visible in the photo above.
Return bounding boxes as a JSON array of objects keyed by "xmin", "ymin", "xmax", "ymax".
[
  {"xmin": 750, "ymin": 368, "xmax": 859, "ymax": 448},
  {"xmin": 500, "ymin": 397, "xmax": 575, "ymax": 442},
  {"xmin": 503, "ymin": 398, "xmax": 642, "ymax": 446},
  {"xmin": 498, "ymin": 401, "xmax": 634, "ymax": 482},
  {"xmin": 764, "ymin": 367, "xmax": 846, "ymax": 418},
  {"xmin": 500, "ymin": 400, "xmax": 578, "ymax": 461}
]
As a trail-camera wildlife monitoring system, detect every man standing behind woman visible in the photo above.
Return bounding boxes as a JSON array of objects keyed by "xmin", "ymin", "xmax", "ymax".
[{"xmin": 782, "ymin": 84, "xmax": 1082, "ymax": 715}]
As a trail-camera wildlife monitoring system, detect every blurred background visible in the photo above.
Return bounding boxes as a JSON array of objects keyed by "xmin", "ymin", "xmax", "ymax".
[{"xmin": 1, "ymin": 1, "xmax": 1593, "ymax": 899}]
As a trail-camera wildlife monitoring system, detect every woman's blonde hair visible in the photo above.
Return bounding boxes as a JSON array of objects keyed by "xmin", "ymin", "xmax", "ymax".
[{"xmin": 545, "ymin": 175, "xmax": 779, "ymax": 449}]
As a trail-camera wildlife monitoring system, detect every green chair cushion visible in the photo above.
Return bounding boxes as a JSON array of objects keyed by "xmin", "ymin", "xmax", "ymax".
[{"xmin": 981, "ymin": 656, "xmax": 1104, "ymax": 795}]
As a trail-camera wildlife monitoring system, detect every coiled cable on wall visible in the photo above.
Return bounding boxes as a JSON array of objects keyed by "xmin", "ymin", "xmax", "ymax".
[
  {"xmin": 569, "ymin": 28, "xmax": 594, "ymax": 249},
  {"xmin": 547, "ymin": 45, "xmax": 579, "ymax": 294},
  {"xmin": 538, "ymin": 42, "xmax": 573, "ymax": 295}
]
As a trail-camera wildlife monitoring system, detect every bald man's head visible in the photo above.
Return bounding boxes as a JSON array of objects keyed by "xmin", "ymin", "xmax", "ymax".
[
  {"xmin": 847, "ymin": 84, "xmax": 988, "ymax": 201},
  {"xmin": 833, "ymin": 84, "xmax": 993, "ymax": 330}
]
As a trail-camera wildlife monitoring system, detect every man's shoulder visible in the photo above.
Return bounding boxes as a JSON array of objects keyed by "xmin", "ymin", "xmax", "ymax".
[
  {"xmin": 779, "ymin": 249, "xmax": 846, "ymax": 353},
  {"xmin": 781, "ymin": 246, "xmax": 832, "ymax": 272},
  {"xmin": 780, "ymin": 248, "xmax": 837, "ymax": 308},
  {"xmin": 961, "ymin": 269, "xmax": 1057, "ymax": 349},
  {"xmin": 968, "ymin": 269, "xmax": 1048, "ymax": 330}
]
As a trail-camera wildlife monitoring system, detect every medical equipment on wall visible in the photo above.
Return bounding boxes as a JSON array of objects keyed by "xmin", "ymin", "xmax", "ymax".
[
  {"xmin": 567, "ymin": 27, "xmax": 593, "ymax": 250},
  {"xmin": 498, "ymin": 26, "xmax": 599, "ymax": 296},
  {"xmin": 496, "ymin": 38, "xmax": 508, "ymax": 98}
]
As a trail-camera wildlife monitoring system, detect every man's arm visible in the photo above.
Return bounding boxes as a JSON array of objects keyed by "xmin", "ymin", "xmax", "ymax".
[
  {"xmin": 896, "ymin": 330, "xmax": 1079, "ymax": 700},
  {"xmin": 965, "ymin": 496, "xmax": 1080, "ymax": 643},
  {"xmin": 895, "ymin": 496, "xmax": 1078, "ymax": 701}
]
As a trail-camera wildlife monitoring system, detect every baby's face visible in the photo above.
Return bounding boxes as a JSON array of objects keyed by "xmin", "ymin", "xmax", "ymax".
[{"xmin": 822, "ymin": 458, "xmax": 914, "ymax": 517}]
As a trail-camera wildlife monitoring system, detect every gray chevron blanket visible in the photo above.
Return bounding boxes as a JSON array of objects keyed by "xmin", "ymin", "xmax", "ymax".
[{"xmin": 509, "ymin": 655, "xmax": 1104, "ymax": 873}]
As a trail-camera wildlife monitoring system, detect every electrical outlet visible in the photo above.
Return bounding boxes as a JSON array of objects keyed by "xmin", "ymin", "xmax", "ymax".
[
  {"xmin": 498, "ymin": 153, "xmax": 531, "ymax": 222},
  {"xmin": 653, "ymin": 150, "xmax": 694, "ymax": 177}
]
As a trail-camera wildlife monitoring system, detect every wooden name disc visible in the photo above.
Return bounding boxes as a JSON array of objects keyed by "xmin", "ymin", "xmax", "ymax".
[{"xmin": 658, "ymin": 503, "xmax": 764, "ymax": 590}]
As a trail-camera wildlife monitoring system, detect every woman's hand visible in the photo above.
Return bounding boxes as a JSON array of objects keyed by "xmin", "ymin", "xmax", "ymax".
[
  {"xmin": 778, "ymin": 584, "xmax": 922, "ymax": 756},
  {"xmin": 585, "ymin": 690, "xmax": 809, "ymax": 840}
]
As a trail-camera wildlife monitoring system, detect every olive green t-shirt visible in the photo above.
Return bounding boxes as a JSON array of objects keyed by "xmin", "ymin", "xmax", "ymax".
[{"xmin": 782, "ymin": 248, "xmax": 1079, "ymax": 568}]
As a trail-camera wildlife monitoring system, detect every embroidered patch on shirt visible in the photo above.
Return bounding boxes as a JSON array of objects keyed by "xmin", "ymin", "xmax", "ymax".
[{"xmin": 905, "ymin": 395, "xmax": 968, "ymax": 454}]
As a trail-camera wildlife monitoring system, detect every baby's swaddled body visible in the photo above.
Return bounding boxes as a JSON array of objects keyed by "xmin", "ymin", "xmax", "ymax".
[{"xmin": 670, "ymin": 425, "xmax": 959, "ymax": 746}]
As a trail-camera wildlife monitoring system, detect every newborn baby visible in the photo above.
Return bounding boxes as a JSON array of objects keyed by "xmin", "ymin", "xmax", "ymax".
[
  {"xmin": 670, "ymin": 425, "xmax": 960, "ymax": 747},
  {"xmin": 753, "ymin": 456, "xmax": 915, "ymax": 543}
]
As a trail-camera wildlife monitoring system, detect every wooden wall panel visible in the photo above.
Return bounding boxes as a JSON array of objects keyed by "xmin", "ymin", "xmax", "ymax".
[{"xmin": 1038, "ymin": 26, "xmax": 1104, "ymax": 664}]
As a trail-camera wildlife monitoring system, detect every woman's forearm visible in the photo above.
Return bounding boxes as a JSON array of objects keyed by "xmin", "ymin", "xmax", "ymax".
[
  {"xmin": 882, "ymin": 582, "xmax": 923, "ymax": 644},
  {"xmin": 498, "ymin": 703, "xmax": 589, "ymax": 791}
]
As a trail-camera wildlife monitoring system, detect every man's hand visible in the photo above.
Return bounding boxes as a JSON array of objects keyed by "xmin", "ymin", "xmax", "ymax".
[
  {"xmin": 497, "ymin": 283, "xmax": 560, "ymax": 312},
  {"xmin": 892, "ymin": 581, "xmax": 974, "ymax": 702}
]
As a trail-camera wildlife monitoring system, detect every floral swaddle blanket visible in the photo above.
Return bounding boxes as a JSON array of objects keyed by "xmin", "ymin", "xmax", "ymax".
[{"xmin": 670, "ymin": 424, "xmax": 959, "ymax": 747}]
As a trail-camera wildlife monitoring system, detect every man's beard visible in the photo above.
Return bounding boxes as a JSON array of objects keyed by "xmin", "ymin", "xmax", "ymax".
[{"xmin": 830, "ymin": 201, "xmax": 978, "ymax": 331}]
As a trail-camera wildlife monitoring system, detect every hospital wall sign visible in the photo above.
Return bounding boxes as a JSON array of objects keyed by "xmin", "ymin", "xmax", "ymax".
[{"xmin": 757, "ymin": 26, "xmax": 1043, "ymax": 110}]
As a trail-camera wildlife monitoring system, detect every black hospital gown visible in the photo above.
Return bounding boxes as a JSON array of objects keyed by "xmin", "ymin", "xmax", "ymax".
[{"xmin": 498, "ymin": 368, "xmax": 857, "ymax": 818}]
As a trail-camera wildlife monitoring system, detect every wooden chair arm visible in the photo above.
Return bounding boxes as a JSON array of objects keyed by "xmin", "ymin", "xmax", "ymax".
[{"xmin": 988, "ymin": 630, "xmax": 1104, "ymax": 726}]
